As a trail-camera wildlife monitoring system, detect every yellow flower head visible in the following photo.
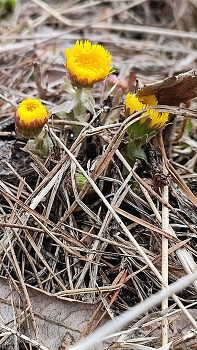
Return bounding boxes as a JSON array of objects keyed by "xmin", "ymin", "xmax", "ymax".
[
  {"xmin": 15, "ymin": 98, "xmax": 50, "ymax": 138},
  {"xmin": 140, "ymin": 109, "xmax": 169, "ymax": 129},
  {"xmin": 65, "ymin": 40, "xmax": 115, "ymax": 88},
  {"xmin": 126, "ymin": 93, "xmax": 145, "ymax": 115},
  {"xmin": 139, "ymin": 94, "xmax": 158, "ymax": 106},
  {"xmin": 125, "ymin": 93, "xmax": 169, "ymax": 130}
]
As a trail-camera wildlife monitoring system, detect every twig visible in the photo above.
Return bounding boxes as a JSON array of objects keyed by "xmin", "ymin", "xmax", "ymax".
[{"xmin": 30, "ymin": 0, "xmax": 72, "ymax": 26}]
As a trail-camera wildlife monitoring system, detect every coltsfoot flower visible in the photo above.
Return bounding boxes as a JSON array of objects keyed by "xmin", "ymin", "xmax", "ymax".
[
  {"xmin": 140, "ymin": 108, "xmax": 169, "ymax": 129},
  {"xmin": 125, "ymin": 93, "xmax": 169, "ymax": 161},
  {"xmin": 125, "ymin": 93, "xmax": 169, "ymax": 131},
  {"xmin": 139, "ymin": 94, "xmax": 158, "ymax": 106},
  {"xmin": 65, "ymin": 40, "xmax": 115, "ymax": 88},
  {"xmin": 15, "ymin": 98, "xmax": 50, "ymax": 138},
  {"xmin": 125, "ymin": 93, "xmax": 145, "ymax": 116}
]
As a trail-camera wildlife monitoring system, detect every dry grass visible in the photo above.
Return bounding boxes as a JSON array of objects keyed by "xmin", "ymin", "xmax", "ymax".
[{"xmin": 1, "ymin": 0, "xmax": 197, "ymax": 349}]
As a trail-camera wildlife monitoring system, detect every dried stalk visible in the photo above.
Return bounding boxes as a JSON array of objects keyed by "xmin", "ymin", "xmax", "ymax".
[
  {"xmin": 50, "ymin": 131, "xmax": 197, "ymax": 330},
  {"xmin": 161, "ymin": 162, "xmax": 169, "ymax": 346},
  {"xmin": 115, "ymin": 149, "xmax": 197, "ymax": 329}
]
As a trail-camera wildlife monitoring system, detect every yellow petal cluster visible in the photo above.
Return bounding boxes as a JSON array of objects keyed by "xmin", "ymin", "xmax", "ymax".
[
  {"xmin": 139, "ymin": 94, "xmax": 158, "ymax": 106},
  {"xmin": 65, "ymin": 40, "xmax": 115, "ymax": 88},
  {"xmin": 125, "ymin": 93, "xmax": 169, "ymax": 130},
  {"xmin": 140, "ymin": 108, "xmax": 169, "ymax": 129},
  {"xmin": 126, "ymin": 93, "xmax": 145, "ymax": 115},
  {"xmin": 15, "ymin": 98, "xmax": 50, "ymax": 138}
]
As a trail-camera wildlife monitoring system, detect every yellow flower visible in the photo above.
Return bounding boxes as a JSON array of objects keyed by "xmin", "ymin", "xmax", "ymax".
[
  {"xmin": 125, "ymin": 93, "xmax": 169, "ymax": 130},
  {"xmin": 125, "ymin": 93, "xmax": 145, "ymax": 115},
  {"xmin": 140, "ymin": 109, "xmax": 169, "ymax": 129},
  {"xmin": 138, "ymin": 94, "xmax": 158, "ymax": 106},
  {"xmin": 15, "ymin": 98, "xmax": 50, "ymax": 138},
  {"xmin": 65, "ymin": 40, "xmax": 115, "ymax": 88}
]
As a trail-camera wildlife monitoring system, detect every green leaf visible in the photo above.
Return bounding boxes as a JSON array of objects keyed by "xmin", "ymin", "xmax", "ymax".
[
  {"xmin": 61, "ymin": 76, "xmax": 75, "ymax": 94},
  {"xmin": 24, "ymin": 129, "xmax": 53, "ymax": 159}
]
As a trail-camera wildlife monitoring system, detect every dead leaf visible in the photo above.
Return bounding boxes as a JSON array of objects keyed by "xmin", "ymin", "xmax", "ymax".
[
  {"xmin": 137, "ymin": 69, "xmax": 197, "ymax": 106},
  {"xmin": 0, "ymin": 276, "xmax": 116, "ymax": 350}
]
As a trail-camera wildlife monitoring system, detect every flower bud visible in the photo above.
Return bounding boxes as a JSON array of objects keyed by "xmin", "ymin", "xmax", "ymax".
[
  {"xmin": 75, "ymin": 172, "xmax": 87, "ymax": 192},
  {"xmin": 15, "ymin": 98, "xmax": 50, "ymax": 138}
]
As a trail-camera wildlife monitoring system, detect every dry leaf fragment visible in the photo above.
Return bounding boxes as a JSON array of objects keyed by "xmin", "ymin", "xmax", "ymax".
[
  {"xmin": 0, "ymin": 276, "xmax": 114, "ymax": 350},
  {"xmin": 137, "ymin": 69, "xmax": 197, "ymax": 106}
]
